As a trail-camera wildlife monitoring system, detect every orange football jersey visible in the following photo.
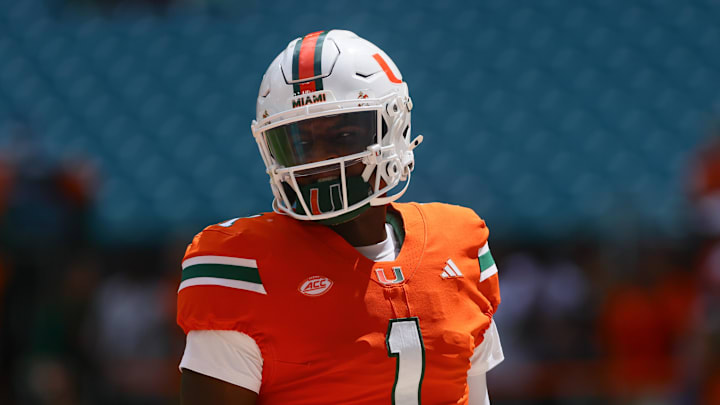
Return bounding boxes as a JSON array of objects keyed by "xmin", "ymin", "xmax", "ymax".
[{"xmin": 177, "ymin": 202, "xmax": 501, "ymax": 404}]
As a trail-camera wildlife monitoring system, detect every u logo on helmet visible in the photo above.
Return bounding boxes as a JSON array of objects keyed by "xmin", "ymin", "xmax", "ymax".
[
  {"xmin": 309, "ymin": 184, "xmax": 342, "ymax": 215},
  {"xmin": 372, "ymin": 53, "xmax": 402, "ymax": 84},
  {"xmin": 310, "ymin": 188, "xmax": 321, "ymax": 215}
]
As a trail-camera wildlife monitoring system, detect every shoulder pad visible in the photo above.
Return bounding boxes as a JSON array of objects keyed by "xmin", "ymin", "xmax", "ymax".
[
  {"xmin": 177, "ymin": 213, "xmax": 285, "ymax": 334},
  {"xmin": 417, "ymin": 202, "xmax": 489, "ymax": 242},
  {"xmin": 183, "ymin": 212, "xmax": 286, "ymax": 259}
]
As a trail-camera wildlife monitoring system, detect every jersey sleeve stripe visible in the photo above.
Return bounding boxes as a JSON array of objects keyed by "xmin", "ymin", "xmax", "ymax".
[
  {"xmin": 479, "ymin": 252, "xmax": 495, "ymax": 272},
  {"xmin": 478, "ymin": 244, "xmax": 495, "ymax": 271},
  {"xmin": 477, "ymin": 242, "xmax": 490, "ymax": 257},
  {"xmin": 182, "ymin": 255, "xmax": 257, "ymax": 270},
  {"xmin": 182, "ymin": 263, "xmax": 262, "ymax": 284},
  {"xmin": 478, "ymin": 242, "xmax": 497, "ymax": 282},
  {"xmin": 178, "ymin": 277, "xmax": 267, "ymax": 294},
  {"xmin": 479, "ymin": 264, "xmax": 498, "ymax": 282}
]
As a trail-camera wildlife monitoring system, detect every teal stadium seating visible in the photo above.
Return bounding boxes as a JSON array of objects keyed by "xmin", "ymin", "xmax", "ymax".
[{"xmin": 0, "ymin": 0, "xmax": 718, "ymax": 241}]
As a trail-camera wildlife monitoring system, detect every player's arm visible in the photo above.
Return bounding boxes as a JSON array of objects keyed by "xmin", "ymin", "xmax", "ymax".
[
  {"xmin": 181, "ymin": 369, "xmax": 257, "ymax": 405},
  {"xmin": 467, "ymin": 373, "xmax": 490, "ymax": 405},
  {"xmin": 467, "ymin": 212, "xmax": 503, "ymax": 404},
  {"xmin": 467, "ymin": 320, "xmax": 503, "ymax": 405},
  {"xmin": 178, "ymin": 320, "xmax": 265, "ymax": 404},
  {"xmin": 179, "ymin": 329, "xmax": 264, "ymax": 404},
  {"xmin": 177, "ymin": 224, "xmax": 268, "ymax": 404}
]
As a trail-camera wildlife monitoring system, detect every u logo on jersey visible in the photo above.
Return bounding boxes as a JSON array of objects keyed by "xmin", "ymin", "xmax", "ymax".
[{"xmin": 375, "ymin": 266, "xmax": 405, "ymax": 285}]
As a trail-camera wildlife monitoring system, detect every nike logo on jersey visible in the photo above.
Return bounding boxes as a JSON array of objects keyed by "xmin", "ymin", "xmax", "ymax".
[{"xmin": 440, "ymin": 259, "xmax": 464, "ymax": 279}]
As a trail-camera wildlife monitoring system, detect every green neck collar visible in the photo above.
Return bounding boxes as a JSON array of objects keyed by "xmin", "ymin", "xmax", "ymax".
[{"xmin": 385, "ymin": 208, "xmax": 405, "ymax": 248}]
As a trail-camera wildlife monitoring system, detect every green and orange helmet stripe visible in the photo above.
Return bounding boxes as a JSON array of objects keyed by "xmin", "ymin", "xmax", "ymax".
[{"xmin": 292, "ymin": 30, "xmax": 329, "ymax": 95}]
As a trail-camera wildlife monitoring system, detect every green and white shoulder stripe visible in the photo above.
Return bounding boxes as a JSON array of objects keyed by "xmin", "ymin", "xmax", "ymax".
[
  {"xmin": 179, "ymin": 255, "xmax": 266, "ymax": 295},
  {"xmin": 478, "ymin": 242, "xmax": 498, "ymax": 282}
]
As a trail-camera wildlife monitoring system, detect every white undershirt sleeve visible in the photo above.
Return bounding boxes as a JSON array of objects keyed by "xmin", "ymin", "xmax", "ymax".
[
  {"xmin": 468, "ymin": 373, "xmax": 490, "ymax": 405},
  {"xmin": 180, "ymin": 330, "xmax": 263, "ymax": 393},
  {"xmin": 467, "ymin": 320, "xmax": 504, "ymax": 405},
  {"xmin": 468, "ymin": 319, "xmax": 504, "ymax": 375}
]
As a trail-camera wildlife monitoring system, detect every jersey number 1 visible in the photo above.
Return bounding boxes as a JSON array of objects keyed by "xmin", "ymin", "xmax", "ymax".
[{"xmin": 386, "ymin": 317, "xmax": 426, "ymax": 405}]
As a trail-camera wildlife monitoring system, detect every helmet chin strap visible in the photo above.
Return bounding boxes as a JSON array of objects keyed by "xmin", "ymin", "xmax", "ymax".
[{"xmin": 370, "ymin": 170, "xmax": 412, "ymax": 206}]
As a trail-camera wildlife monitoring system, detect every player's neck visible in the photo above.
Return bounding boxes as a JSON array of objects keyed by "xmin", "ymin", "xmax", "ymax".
[{"xmin": 329, "ymin": 205, "xmax": 388, "ymax": 247}]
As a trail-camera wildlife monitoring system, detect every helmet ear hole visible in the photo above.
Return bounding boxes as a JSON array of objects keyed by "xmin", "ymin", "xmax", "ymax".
[
  {"xmin": 391, "ymin": 162, "xmax": 399, "ymax": 175},
  {"xmin": 382, "ymin": 160, "xmax": 400, "ymax": 179},
  {"xmin": 386, "ymin": 101, "xmax": 400, "ymax": 117}
]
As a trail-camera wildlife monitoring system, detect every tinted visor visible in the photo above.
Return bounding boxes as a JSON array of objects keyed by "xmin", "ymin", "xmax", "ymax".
[{"xmin": 265, "ymin": 111, "xmax": 377, "ymax": 167}]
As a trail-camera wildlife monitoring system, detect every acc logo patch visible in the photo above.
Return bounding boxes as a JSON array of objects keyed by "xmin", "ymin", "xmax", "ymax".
[{"xmin": 298, "ymin": 275, "xmax": 333, "ymax": 297}]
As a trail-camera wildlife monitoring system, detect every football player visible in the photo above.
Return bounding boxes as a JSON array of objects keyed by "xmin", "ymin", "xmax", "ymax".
[{"xmin": 178, "ymin": 30, "xmax": 503, "ymax": 404}]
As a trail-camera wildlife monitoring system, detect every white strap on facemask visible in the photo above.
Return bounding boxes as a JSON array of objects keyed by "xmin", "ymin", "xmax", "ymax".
[{"xmin": 370, "ymin": 171, "xmax": 412, "ymax": 206}]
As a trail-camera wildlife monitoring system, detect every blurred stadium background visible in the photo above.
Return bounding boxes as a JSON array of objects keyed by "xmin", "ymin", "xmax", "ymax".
[{"xmin": 0, "ymin": 0, "xmax": 719, "ymax": 403}]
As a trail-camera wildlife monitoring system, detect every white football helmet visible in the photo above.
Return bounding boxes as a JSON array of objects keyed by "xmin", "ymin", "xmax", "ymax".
[{"xmin": 251, "ymin": 30, "xmax": 422, "ymax": 224}]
